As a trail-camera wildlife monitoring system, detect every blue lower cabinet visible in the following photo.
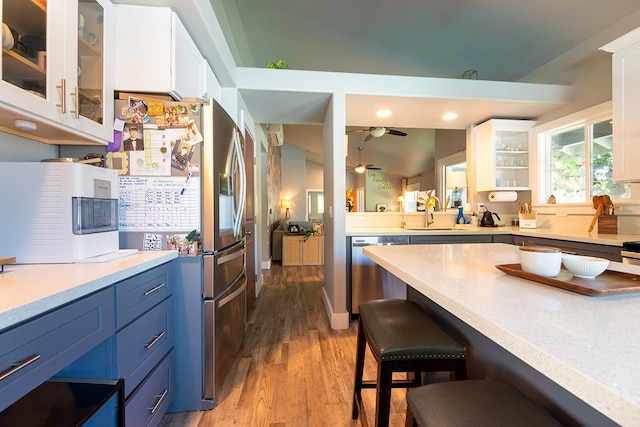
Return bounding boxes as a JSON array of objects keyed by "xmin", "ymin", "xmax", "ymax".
[
  {"xmin": 0, "ymin": 288, "xmax": 115, "ymax": 413},
  {"xmin": 126, "ymin": 349, "xmax": 175, "ymax": 427},
  {"xmin": 117, "ymin": 296, "xmax": 174, "ymax": 397}
]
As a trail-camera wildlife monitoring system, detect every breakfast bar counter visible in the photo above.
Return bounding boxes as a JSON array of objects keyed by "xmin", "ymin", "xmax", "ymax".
[
  {"xmin": 363, "ymin": 243, "xmax": 640, "ymax": 426},
  {"xmin": 0, "ymin": 250, "xmax": 178, "ymax": 331}
]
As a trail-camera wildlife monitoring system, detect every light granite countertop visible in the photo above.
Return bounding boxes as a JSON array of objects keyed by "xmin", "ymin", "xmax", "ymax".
[
  {"xmin": 0, "ymin": 250, "xmax": 178, "ymax": 332},
  {"xmin": 347, "ymin": 225, "xmax": 640, "ymax": 246},
  {"xmin": 363, "ymin": 243, "xmax": 640, "ymax": 426}
]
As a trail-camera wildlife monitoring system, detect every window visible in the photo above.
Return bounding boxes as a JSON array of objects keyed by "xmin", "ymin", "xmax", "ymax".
[{"xmin": 539, "ymin": 113, "xmax": 630, "ymax": 204}]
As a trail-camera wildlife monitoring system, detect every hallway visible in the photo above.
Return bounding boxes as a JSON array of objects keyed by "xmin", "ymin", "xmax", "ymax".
[{"xmin": 160, "ymin": 264, "xmax": 408, "ymax": 426}]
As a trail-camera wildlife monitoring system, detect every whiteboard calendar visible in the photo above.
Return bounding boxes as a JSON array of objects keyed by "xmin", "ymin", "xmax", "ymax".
[{"xmin": 119, "ymin": 176, "xmax": 200, "ymax": 231}]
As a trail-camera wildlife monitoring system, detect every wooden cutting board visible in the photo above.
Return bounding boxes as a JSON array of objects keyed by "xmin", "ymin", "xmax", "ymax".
[
  {"xmin": 496, "ymin": 263, "xmax": 640, "ymax": 296},
  {"xmin": 1, "ymin": 257, "xmax": 16, "ymax": 272}
]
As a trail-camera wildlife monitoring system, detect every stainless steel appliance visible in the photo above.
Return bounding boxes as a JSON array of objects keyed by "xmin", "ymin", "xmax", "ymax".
[
  {"xmin": 200, "ymin": 100, "xmax": 247, "ymax": 404},
  {"xmin": 622, "ymin": 242, "xmax": 640, "ymax": 265},
  {"xmin": 350, "ymin": 236, "xmax": 409, "ymax": 314},
  {"xmin": 116, "ymin": 98, "xmax": 246, "ymax": 411}
]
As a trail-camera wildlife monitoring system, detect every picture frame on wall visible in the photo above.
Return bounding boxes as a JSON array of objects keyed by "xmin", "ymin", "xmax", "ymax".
[{"xmin": 376, "ymin": 204, "xmax": 387, "ymax": 212}]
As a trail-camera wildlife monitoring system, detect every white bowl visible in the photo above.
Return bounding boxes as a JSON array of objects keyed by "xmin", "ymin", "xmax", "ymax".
[
  {"xmin": 518, "ymin": 246, "xmax": 562, "ymax": 277},
  {"xmin": 2, "ymin": 23, "xmax": 14, "ymax": 49},
  {"xmin": 561, "ymin": 254, "xmax": 609, "ymax": 279}
]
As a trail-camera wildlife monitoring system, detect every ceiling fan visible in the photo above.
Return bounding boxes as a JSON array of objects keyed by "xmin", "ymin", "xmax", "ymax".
[
  {"xmin": 347, "ymin": 126, "xmax": 408, "ymax": 142},
  {"xmin": 347, "ymin": 146, "xmax": 381, "ymax": 174}
]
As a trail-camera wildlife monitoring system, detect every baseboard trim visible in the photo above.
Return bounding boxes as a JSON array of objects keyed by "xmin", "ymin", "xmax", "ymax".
[{"xmin": 322, "ymin": 287, "xmax": 350, "ymax": 330}]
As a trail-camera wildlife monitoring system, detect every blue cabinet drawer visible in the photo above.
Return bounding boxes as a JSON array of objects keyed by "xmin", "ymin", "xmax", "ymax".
[
  {"xmin": 0, "ymin": 288, "xmax": 115, "ymax": 412},
  {"xmin": 116, "ymin": 262, "xmax": 173, "ymax": 329},
  {"xmin": 117, "ymin": 296, "xmax": 174, "ymax": 396},
  {"xmin": 126, "ymin": 349, "xmax": 175, "ymax": 427}
]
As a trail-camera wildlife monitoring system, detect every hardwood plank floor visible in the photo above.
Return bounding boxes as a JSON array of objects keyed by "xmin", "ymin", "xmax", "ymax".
[{"xmin": 160, "ymin": 263, "xmax": 408, "ymax": 427}]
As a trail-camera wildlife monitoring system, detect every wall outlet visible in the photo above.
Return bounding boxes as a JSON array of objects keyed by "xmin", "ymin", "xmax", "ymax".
[{"xmin": 478, "ymin": 203, "xmax": 486, "ymax": 212}]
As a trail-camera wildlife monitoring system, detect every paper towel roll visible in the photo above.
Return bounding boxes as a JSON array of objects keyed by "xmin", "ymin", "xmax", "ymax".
[{"xmin": 489, "ymin": 191, "xmax": 518, "ymax": 202}]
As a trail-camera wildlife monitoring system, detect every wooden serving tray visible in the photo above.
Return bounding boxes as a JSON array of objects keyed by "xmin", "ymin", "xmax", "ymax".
[{"xmin": 495, "ymin": 263, "xmax": 640, "ymax": 296}]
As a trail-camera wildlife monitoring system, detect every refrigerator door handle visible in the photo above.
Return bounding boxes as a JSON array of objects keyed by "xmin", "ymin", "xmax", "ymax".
[
  {"xmin": 218, "ymin": 278, "xmax": 246, "ymax": 308},
  {"xmin": 232, "ymin": 129, "xmax": 246, "ymax": 238},
  {"xmin": 217, "ymin": 248, "xmax": 246, "ymax": 265}
]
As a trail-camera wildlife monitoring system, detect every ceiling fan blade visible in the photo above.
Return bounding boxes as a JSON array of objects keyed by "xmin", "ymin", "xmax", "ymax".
[
  {"xmin": 367, "ymin": 166, "xmax": 381, "ymax": 170},
  {"xmin": 346, "ymin": 129, "xmax": 368, "ymax": 133},
  {"xmin": 387, "ymin": 129, "xmax": 407, "ymax": 137},
  {"xmin": 363, "ymin": 133, "xmax": 373, "ymax": 142}
]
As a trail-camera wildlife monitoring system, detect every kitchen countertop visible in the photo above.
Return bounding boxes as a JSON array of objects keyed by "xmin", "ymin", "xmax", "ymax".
[
  {"xmin": 363, "ymin": 243, "xmax": 640, "ymax": 426},
  {"xmin": 0, "ymin": 250, "xmax": 178, "ymax": 332},
  {"xmin": 347, "ymin": 225, "xmax": 640, "ymax": 246}
]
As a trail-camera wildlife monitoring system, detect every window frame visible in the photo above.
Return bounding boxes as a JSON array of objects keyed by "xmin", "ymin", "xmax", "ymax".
[{"xmin": 531, "ymin": 102, "xmax": 628, "ymax": 208}]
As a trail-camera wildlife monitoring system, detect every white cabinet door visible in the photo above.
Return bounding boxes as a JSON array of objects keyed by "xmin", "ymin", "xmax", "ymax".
[
  {"xmin": 1, "ymin": 0, "xmax": 66, "ymax": 124},
  {"xmin": 114, "ymin": 5, "xmax": 204, "ymax": 100},
  {"xmin": 173, "ymin": 13, "xmax": 204, "ymax": 100},
  {"xmin": 473, "ymin": 119, "xmax": 536, "ymax": 192},
  {"xmin": 0, "ymin": 0, "xmax": 113, "ymax": 144},
  {"xmin": 601, "ymin": 29, "xmax": 640, "ymax": 182},
  {"xmin": 66, "ymin": 0, "xmax": 114, "ymax": 143}
]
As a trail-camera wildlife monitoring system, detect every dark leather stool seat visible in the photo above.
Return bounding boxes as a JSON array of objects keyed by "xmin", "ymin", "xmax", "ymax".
[
  {"xmin": 352, "ymin": 299, "xmax": 467, "ymax": 427},
  {"xmin": 405, "ymin": 379, "xmax": 563, "ymax": 427}
]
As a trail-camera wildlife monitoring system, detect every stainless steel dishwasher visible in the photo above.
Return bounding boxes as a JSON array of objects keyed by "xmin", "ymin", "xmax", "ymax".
[{"xmin": 351, "ymin": 236, "xmax": 409, "ymax": 314}]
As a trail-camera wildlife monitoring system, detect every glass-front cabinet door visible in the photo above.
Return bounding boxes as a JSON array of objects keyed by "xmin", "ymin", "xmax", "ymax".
[
  {"xmin": 70, "ymin": 0, "xmax": 113, "ymax": 140},
  {"xmin": 0, "ymin": 0, "xmax": 113, "ymax": 143},
  {"xmin": 1, "ymin": 0, "xmax": 64, "ymax": 122}
]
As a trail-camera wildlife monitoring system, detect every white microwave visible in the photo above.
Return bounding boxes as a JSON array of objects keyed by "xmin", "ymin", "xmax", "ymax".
[{"xmin": 0, "ymin": 162, "xmax": 120, "ymax": 263}]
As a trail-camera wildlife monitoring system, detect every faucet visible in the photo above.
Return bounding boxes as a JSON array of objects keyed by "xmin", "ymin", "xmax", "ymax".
[{"xmin": 425, "ymin": 196, "xmax": 441, "ymax": 227}]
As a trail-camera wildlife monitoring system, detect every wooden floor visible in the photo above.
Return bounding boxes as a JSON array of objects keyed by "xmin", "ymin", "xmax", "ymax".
[{"xmin": 160, "ymin": 263, "xmax": 408, "ymax": 427}]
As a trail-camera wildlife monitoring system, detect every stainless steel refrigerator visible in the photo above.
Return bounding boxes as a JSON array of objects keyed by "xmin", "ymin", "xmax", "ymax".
[
  {"xmin": 116, "ymin": 98, "xmax": 246, "ymax": 411},
  {"xmin": 200, "ymin": 99, "xmax": 247, "ymax": 406}
]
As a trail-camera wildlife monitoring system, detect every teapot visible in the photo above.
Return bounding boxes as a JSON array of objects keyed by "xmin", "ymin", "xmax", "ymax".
[{"xmin": 480, "ymin": 209, "xmax": 501, "ymax": 227}]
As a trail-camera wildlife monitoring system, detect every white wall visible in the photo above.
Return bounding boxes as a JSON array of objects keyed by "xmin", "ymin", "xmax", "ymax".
[
  {"xmin": 280, "ymin": 144, "xmax": 307, "ymax": 221},
  {"xmin": 0, "ymin": 134, "xmax": 58, "ymax": 161}
]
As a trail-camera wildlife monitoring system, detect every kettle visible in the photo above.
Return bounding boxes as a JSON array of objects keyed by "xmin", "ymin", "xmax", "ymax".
[{"xmin": 480, "ymin": 209, "xmax": 501, "ymax": 227}]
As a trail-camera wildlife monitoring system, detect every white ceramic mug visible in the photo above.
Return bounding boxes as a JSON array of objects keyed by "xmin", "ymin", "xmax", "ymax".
[
  {"xmin": 37, "ymin": 51, "xmax": 46, "ymax": 68},
  {"xmin": 86, "ymin": 31, "xmax": 98, "ymax": 46}
]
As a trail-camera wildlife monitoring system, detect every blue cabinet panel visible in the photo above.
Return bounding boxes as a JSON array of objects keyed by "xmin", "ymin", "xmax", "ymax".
[
  {"xmin": 0, "ymin": 288, "xmax": 115, "ymax": 412},
  {"xmin": 125, "ymin": 349, "xmax": 175, "ymax": 427},
  {"xmin": 116, "ymin": 262, "xmax": 173, "ymax": 329},
  {"xmin": 116, "ymin": 296, "xmax": 174, "ymax": 397}
]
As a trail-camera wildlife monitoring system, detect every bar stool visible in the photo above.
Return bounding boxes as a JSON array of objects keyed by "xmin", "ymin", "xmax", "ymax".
[
  {"xmin": 405, "ymin": 379, "xmax": 563, "ymax": 427},
  {"xmin": 352, "ymin": 299, "xmax": 467, "ymax": 427}
]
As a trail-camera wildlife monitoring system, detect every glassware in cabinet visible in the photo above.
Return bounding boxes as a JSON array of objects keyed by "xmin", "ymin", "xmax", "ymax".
[{"xmin": 474, "ymin": 119, "xmax": 536, "ymax": 191}]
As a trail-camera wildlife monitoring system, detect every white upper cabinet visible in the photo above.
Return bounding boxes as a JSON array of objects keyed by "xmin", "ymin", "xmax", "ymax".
[
  {"xmin": 114, "ymin": 5, "xmax": 205, "ymax": 100},
  {"xmin": 0, "ymin": 0, "xmax": 114, "ymax": 144},
  {"xmin": 473, "ymin": 119, "xmax": 536, "ymax": 192},
  {"xmin": 601, "ymin": 28, "xmax": 640, "ymax": 182}
]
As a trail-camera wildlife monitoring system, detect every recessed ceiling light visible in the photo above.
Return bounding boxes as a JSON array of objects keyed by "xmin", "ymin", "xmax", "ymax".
[
  {"xmin": 14, "ymin": 119, "xmax": 38, "ymax": 131},
  {"xmin": 377, "ymin": 109, "xmax": 392, "ymax": 118},
  {"xmin": 442, "ymin": 112, "xmax": 458, "ymax": 121}
]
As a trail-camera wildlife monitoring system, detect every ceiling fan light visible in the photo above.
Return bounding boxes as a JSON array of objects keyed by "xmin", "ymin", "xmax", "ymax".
[
  {"xmin": 370, "ymin": 128, "xmax": 386, "ymax": 138},
  {"xmin": 354, "ymin": 164, "xmax": 366, "ymax": 173}
]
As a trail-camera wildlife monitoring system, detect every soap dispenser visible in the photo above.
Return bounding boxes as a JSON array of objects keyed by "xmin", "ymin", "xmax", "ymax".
[{"xmin": 456, "ymin": 206, "xmax": 464, "ymax": 224}]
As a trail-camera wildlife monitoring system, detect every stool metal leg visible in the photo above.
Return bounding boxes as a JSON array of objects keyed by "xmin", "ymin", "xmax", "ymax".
[{"xmin": 352, "ymin": 320, "xmax": 367, "ymax": 420}]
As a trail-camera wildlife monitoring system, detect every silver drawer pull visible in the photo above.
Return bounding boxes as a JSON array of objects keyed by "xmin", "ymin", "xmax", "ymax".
[
  {"xmin": 144, "ymin": 331, "xmax": 166, "ymax": 350},
  {"xmin": 0, "ymin": 354, "xmax": 41, "ymax": 382},
  {"xmin": 149, "ymin": 389, "xmax": 168, "ymax": 414},
  {"xmin": 144, "ymin": 283, "xmax": 166, "ymax": 296}
]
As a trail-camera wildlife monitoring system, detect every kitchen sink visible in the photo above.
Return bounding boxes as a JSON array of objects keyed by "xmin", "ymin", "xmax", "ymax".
[{"xmin": 404, "ymin": 226, "xmax": 455, "ymax": 231}]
